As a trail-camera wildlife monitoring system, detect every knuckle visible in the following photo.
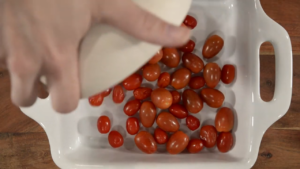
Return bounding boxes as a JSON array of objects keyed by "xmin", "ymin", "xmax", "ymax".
[{"xmin": 9, "ymin": 58, "xmax": 39, "ymax": 78}]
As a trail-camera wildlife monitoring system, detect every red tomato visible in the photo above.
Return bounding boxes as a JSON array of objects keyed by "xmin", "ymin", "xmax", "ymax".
[
  {"xmin": 178, "ymin": 39, "xmax": 195, "ymax": 53},
  {"xmin": 170, "ymin": 90, "xmax": 181, "ymax": 104},
  {"xmin": 171, "ymin": 68, "xmax": 191, "ymax": 90},
  {"xmin": 217, "ymin": 132, "xmax": 233, "ymax": 153},
  {"xmin": 169, "ymin": 104, "xmax": 188, "ymax": 119},
  {"xmin": 182, "ymin": 89, "xmax": 203, "ymax": 113},
  {"xmin": 112, "ymin": 85, "xmax": 125, "ymax": 103},
  {"xmin": 108, "ymin": 131, "xmax": 124, "ymax": 148},
  {"xmin": 123, "ymin": 99, "xmax": 141, "ymax": 116},
  {"xmin": 122, "ymin": 73, "xmax": 143, "ymax": 90},
  {"xmin": 215, "ymin": 107, "xmax": 234, "ymax": 132},
  {"xmin": 182, "ymin": 53, "xmax": 204, "ymax": 73},
  {"xmin": 135, "ymin": 131, "xmax": 157, "ymax": 154},
  {"xmin": 148, "ymin": 49, "xmax": 163, "ymax": 64},
  {"xmin": 140, "ymin": 101, "xmax": 157, "ymax": 128},
  {"xmin": 89, "ymin": 93, "xmax": 104, "ymax": 106},
  {"xmin": 101, "ymin": 88, "xmax": 112, "ymax": 97},
  {"xmin": 200, "ymin": 88, "xmax": 225, "ymax": 108},
  {"xmin": 186, "ymin": 115, "xmax": 200, "ymax": 131},
  {"xmin": 156, "ymin": 112, "xmax": 180, "ymax": 132},
  {"xmin": 187, "ymin": 139, "xmax": 204, "ymax": 153},
  {"xmin": 167, "ymin": 131, "xmax": 189, "ymax": 154},
  {"xmin": 183, "ymin": 15, "xmax": 197, "ymax": 29},
  {"xmin": 154, "ymin": 128, "xmax": 168, "ymax": 144},
  {"xmin": 203, "ymin": 63, "xmax": 221, "ymax": 88},
  {"xmin": 143, "ymin": 63, "xmax": 161, "ymax": 81},
  {"xmin": 161, "ymin": 48, "xmax": 181, "ymax": 68},
  {"xmin": 97, "ymin": 116, "xmax": 111, "ymax": 134},
  {"xmin": 157, "ymin": 72, "xmax": 170, "ymax": 88},
  {"xmin": 126, "ymin": 117, "xmax": 140, "ymax": 135},
  {"xmin": 189, "ymin": 76, "xmax": 205, "ymax": 89},
  {"xmin": 200, "ymin": 125, "xmax": 217, "ymax": 148},
  {"xmin": 221, "ymin": 64, "xmax": 235, "ymax": 84},
  {"xmin": 151, "ymin": 88, "xmax": 173, "ymax": 109},
  {"xmin": 202, "ymin": 35, "xmax": 224, "ymax": 59},
  {"xmin": 133, "ymin": 87, "xmax": 152, "ymax": 100}
]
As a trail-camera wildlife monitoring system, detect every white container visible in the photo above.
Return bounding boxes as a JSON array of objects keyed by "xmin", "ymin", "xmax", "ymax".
[{"xmin": 21, "ymin": 0, "xmax": 293, "ymax": 168}]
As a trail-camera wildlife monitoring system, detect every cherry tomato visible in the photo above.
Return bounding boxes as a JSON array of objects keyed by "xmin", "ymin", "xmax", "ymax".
[
  {"xmin": 200, "ymin": 88, "xmax": 224, "ymax": 108},
  {"xmin": 157, "ymin": 72, "xmax": 170, "ymax": 88},
  {"xmin": 123, "ymin": 99, "xmax": 141, "ymax": 116},
  {"xmin": 202, "ymin": 35, "xmax": 224, "ymax": 59},
  {"xmin": 203, "ymin": 63, "xmax": 221, "ymax": 88},
  {"xmin": 151, "ymin": 88, "xmax": 173, "ymax": 109},
  {"xmin": 221, "ymin": 64, "xmax": 235, "ymax": 84},
  {"xmin": 97, "ymin": 116, "xmax": 111, "ymax": 134},
  {"xmin": 133, "ymin": 87, "xmax": 152, "ymax": 100},
  {"xmin": 156, "ymin": 112, "xmax": 179, "ymax": 132},
  {"xmin": 143, "ymin": 63, "xmax": 161, "ymax": 81},
  {"xmin": 108, "ymin": 131, "xmax": 124, "ymax": 148},
  {"xmin": 122, "ymin": 73, "xmax": 143, "ymax": 90},
  {"xmin": 154, "ymin": 128, "xmax": 168, "ymax": 144},
  {"xmin": 135, "ymin": 131, "xmax": 157, "ymax": 154},
  {"xmin": 171, "ymin": 68, "xmax": 191, "ymax": 90},
  {"xmin": 148, "ymin": 49, "xmax": 163, "ymax": 64},
  {"xmin": 200, "ymin": 125, "xmax": 217, "ymax": 148},
  {"xmin": 189, "ymin": 76, "xmax": 205, "ymax": 89},
  {"xmin": 217, "ymin": 132, "xmax": 233, "ymax": 153},
  {"xmin": 182, "ymin": 53, "xmax": 204, "ymax": 73},
  {"xmin": 101, "ymin": 88, "xmax": 112, "ymax": 97},
  {"xmin": 140, "ymin": 101, "xmax": 157, "ymax": 128},
  {"xmin": 182, "ymin": 89, "xmax": 203, "ymax": 113},
  {"xmin": 215, "ymin": 107, "xmax": 234, "ymax": 132},
  {"xmin": 126, "ymin": 117, "xmax": 140, "ymax": 135},
  {"xmin": 178, "ymin": 39, "xmax": 195, "ymax": 53},
  {"xmin": 112, "ymin": 85, "xmax": 125, "ymax": 103},
  {"xmin": 186, "ymin": 115, "xmax": 200, "ymax": 131},
  {"xmin": 89, "ymin": 93, "xmax": 104, "ymax": 106},
  {"xmin": 170, "ymin": 91, "xmax": 181, "ymax": 104},
  {"xmin": 167, "ymin": 131, "xmax": 189, "ymax": 154},
  {"xmin": 169, "ymin": 104, "xmax": 188, "ymax": 119},
  {"xmin": 187, "ymin": 139, "xmax": 204, "ymax": 153},
  {"xmin": 183, "ymin": 15, "xmax": 197, "ymax": 29},
  {"xmin": 161, "ymin": 48, "xmax": 180, "ymax": 68}
]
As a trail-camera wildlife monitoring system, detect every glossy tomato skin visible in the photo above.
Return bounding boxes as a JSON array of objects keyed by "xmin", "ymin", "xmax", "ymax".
[
  {"xmin": 157, "ymin": 72, "xmax": 171, "ymax": 88},
  {"xmin": 97, "ymin": 116, "xmax": 111, "ymax": 134},
  {"xmin": 126, "ymin": 117, "xmax": 140, "ymax": 135},
  {"xmin": 221, "ymin": 64, "xmax": 235, "ymax": 84},
  {"xmin": 186, "ymin": 115, "xmax": 200, "ymax": 131},
  {"xmin": 215, "ymin": 107, "xmax": 234, "ymax": 132},
  {"xmin": 167, "ymin": 131, "xmax": 189, "ymax": 154},
  {"xmin": 169, "ymin": 104, "xmax": 188, "ymax": 119},
  {"xmin": 200, "ymin": 88, "xmax": 225, "ymax": 108},
  {"xmin": 151, "ymin": 88, "xmax": 173, "ymax": 109},
  {"xmin": 183, "ymin": 15, "xmax": 197, "ymax": 29},
  {"xmin": 217, "ymin": 132, "xmax": 233, "ymax": 153},
  {"xmin": 133, "ymin": 87, "xmax": 152, "ymax": 100},
  {"xmin": 135, "ymin": 131, "xmax": 157, "ymax": 154},
  {"xmin": 113, "ymin": 85, "xmax": 125, "ymax": 104},
  {"xmin": 140, "ymin": 101, "xmax": 157, "ymax": 128},
  {"xmin": 143, "ymin": 63, "xmax": 161, "ymax": 81},
  {"xmin": 189, "ymin": 76, "xmax": 205, "ymax": 89},
  {"xmin": 182, "ymin": 89, "xmax": 203, "ymax": 114},
  {"xmin": 182, "ymin": 53, "xmax": 204, "ymax": 73},
  {"xmin": 154, "ymin": 128, "xmax": 168, "ymax": 144},
  {"xmin": 187, "ymin": 139, "xmax": 204, "ymax": 153},
  {"xmin": 156, "ymin": 112, "xmax": 179, "ymax": 132},
  {"xmin": 89, "ymin": 93, "xmax": 104, "ymax": 106},
  {"xmin": 108, "ymin": 131, "xmax": 124, "ymax": 148},
  {"xmin": 200, "ymin": 125, "xmax": 218, "ymax": 148},
  {"xmin": 123, "ymin": 99, "xmax": 141, "ymax": 116},
  {"xmin": 203, "ymin": 63, "xmax": 221, "ymax": 88},
  {"xmin": 170, "ymin": 91, "xmax": 181, "ymax": 104},
  {"xmin": 202, "ymin": 35, "xmax": 224, "ymax": 59},
  {"xmin": 161, "ymin": 48, "xmax": 181, "ymax": 68},
  {"xmin": 178, "ymin": 40, "xmax": 195, "ymax": 53},
  {"xmin": 171, "ymin": 68, "xmax": 191, "ymax": 90},
  {"xmin": 101, "ymin": 88, "xmax": 112, "ymax": 97},
  {"xmin": 122, "ymin": 73, "xmax": 143, "ymax": 90},
  {"xmin": 148, "ymin": 49, "xmax": 163, "ymax": 64}
]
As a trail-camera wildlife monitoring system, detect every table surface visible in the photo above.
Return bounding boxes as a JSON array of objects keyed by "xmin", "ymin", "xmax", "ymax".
[{"xmin": 0, "ymin": 0, "xmax": 299, "ymax": 168}]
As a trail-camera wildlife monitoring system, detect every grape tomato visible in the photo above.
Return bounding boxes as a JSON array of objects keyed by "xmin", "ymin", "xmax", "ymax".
[
  {"xmin": 143, "ymin": 63, "xmax": 161, "ymax": 82},
  {"xmin": 101, "ymin": 88, "xmax": 112, "ymax": 97},
  {"xmin": 151, "ymin": 88, "xmax": 173, "ymax": 109},
  {"xmin": 169, "ymin": 104, "xmax": 188, "ymax": 119},
  {"xmin": 221, "ymin": 64, "xmax": 235, "ymax": 84},
  {"xmin": 161, "ymin": 48, "xmax": 181, "ymax": 68},
  {"xmin": 187, "ymin": 139, "xmax": 204, "ymax": 153},
  {"xmin": 200, "ymin": 125, "xmax": 217, "ymax": 148},
  {"xmin": 182, "ymin": 89, "xmax": 203, "ymax": 114},
  {"xmin": 200, "ymin": 88, "xmax": 225, "ymax": 108},
  {"xmin": 108, "ymin": 131, "xmax": 124, "ymax": 148},
  {"xmin": 156, "ymin": 112, "xmax": 179, "ymax": 132},
  {"xmin": 122, "ymin": 73, "xmax": 143, "ymax": 90},
  {"xmin": 135, "ymin": 131, "xmax": 157, "ymax": 154},
  {"xmin": 126, "ymin": 117, "xmax": 140, "ymax": 135},
  {"xmin": 203, "ymin": 63, "xmax": 221, "ymax": 88},
  {"xmin": 170, "ymin": 90, "xmax": 181, "ymax": 104},
  {"xmin": 157, "ymin": 72, "xmax": 171, "ymax": 88},
  {"xmin": 133, "ymin": 87, "xmax": 152, "ymax": 100},
  {"xmin": 186, "ymin": 115, "xmax": 200, "ymax": 131},
  {"xmin": 183, "ymin": 15, "xmax": 197, "ymax": 29},
  {"xmin": 178, "ymin": 39, "xmax": 195, "ymax": 53},
  {"xmin": 89, "ymin": 93, "xmax": 104, "ymax": 106},
  {"xmin": 97, "ymin": 116, "xmax": 111, "ymax": 134},
  {"xmin": 217, "ymin": 132, "xmax": 233, "ymax": 153},
  {"xmin": 112, "ymin": 85, "xmax": 125, "ymax": 104},
  {"xmin": 189, "ymin": 76, "xmax": 205, "ymax": 89},
  {"xmin": 148, "ymin": 49, "xmax": 163, "ymax": 64},
  {"xmin": 123, "ymin": 99, "xmax": 141, "ymax": 116},
  {"xmin": 167, "ymin": 131, "xmax": 189, "ymax": 154},
  {"xmin": 171, "ymin": 68, "xmax": 191, "ymax": 90},
  {"xmin": 140, "ymin": 101, "xmax": 157, "ymax": 128},
  {"xmin": 182, "ymin": 53, "xmax": 204, "ymax": 73},
  {"xmin": 202, "ymin": 35, "xmax": 224, "ymax": 59},
  {"xmin": 215, "ymin": 107, "xmax": 234, "ymax": 132},
  {"xmin": 154, "ymin": 128, "xmax": 168, "ymax": 144}
]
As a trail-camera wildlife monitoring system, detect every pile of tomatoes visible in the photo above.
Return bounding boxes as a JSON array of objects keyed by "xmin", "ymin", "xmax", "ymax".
[{"xmin": 89, "ymin": 15, "xmax": 236, "ymax": 154}]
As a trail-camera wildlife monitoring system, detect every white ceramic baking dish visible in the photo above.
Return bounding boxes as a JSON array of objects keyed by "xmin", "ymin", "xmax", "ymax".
[{"xmin": 21, "ymin": 0, "xmax": 293, "ymax": 168}]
